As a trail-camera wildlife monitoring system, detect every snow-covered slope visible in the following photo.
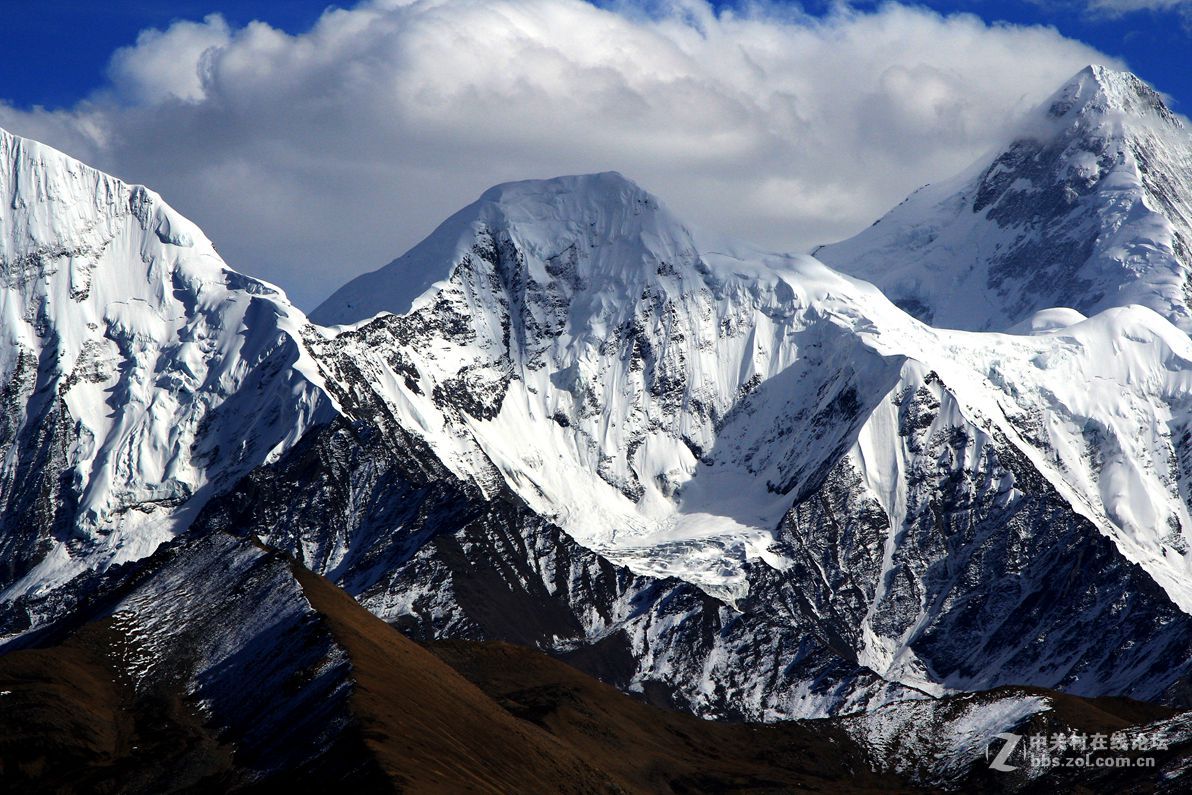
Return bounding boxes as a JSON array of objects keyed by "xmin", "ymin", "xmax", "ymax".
[
  {"xmin": 6, "ymin": 61, "xmax": 1192, "ymax": 729},
  {"xmin": 311, "ymin": 173, "xmax": 909, "ymax": 598},
  {"xmin": 0, "ymin": 127, "xmax": 334, "ymax": 620},
  {"xmin": 815, "ymin": 65, "xmax": 1192, "ymax": 333},
  {"xmin": 303, "ymin": 169, "xmax": 1192, "ymax": 714},
  {"xmin": 312, "ymin": 170, "xmax": 1192, "ymax": 610}
]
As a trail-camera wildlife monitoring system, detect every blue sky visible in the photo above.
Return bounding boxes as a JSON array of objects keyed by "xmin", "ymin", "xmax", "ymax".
[
  {"xmin": 0, "ymin": 0, "xmax": 1186, "ymax": 308},
  {"xmin": 3, "ymin": 1, "xmax": 1188, "ymax": 111},
  {"xmin": 843, "ymin": 0, "xmax": 1192, "ymax": 112},
  {"xmin": 0, "ymin": 1, "xmax": 331, "ymax": 108}
]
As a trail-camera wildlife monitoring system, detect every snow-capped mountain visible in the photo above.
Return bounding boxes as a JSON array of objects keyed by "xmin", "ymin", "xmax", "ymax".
[
  {"xmin": 816, "ymin": 65, "xmax": 1192, "ymax": 333},
  {"xmin": 310, "ymin": 167, "xmax": 1192, "ymax": 610},
  {"xmin": 310, "ymin": 173, "xmax": 897, "ymax": 599},
  {"xmin": 3, "ymin": 63, "xmax": 1192, "ymax": 757},
  {"xmin": 292, "ymin": 166, "xmax": 1192, "ymax": 716},
  {"xmin": 10, "ymin": 523, "xmax": 1184, "ymax": 793},
  {"xmin": 0, "ymin": 128, "xmax": 333, "ymax": 626}
]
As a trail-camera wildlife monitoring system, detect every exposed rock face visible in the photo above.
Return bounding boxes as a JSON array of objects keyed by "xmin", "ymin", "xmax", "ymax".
[
  {"xmin": 0, "ymin": 128, "xmax": 333, "ymax": 627},
  {"xmin": 192, "ymin": 416, "xmax": 923, "ymax": 720},
  {"xmin": 817, "ymin": 65, "xmax": 1192, "ymax": 333},
  {"xmin": 192, "ymin": 360, "xmax": 1192, "ymax": 721},
  {"xmin": 3, "ymin": 65, "xmax": 1192, "ymax": 755}
]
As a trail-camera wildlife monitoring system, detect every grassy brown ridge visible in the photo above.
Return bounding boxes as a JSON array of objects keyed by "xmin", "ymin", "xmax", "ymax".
[
  {"xmin": 427, "ymin": 638, "xmax": 907, "ymax": 794},
  {"xmin": 288, "ymin": 563, "xmax": 618, "ymax": 793},
  {"xmin": 292, "ymin": 562, "xmax": 909, "ymax": 793},
  {"xmin": 0, "ymin": 619, "xmax": 234, "ymax": 793},
  {"xmin": 1, "ymin": 539, "xmax": 1180, "ymax": 794}
]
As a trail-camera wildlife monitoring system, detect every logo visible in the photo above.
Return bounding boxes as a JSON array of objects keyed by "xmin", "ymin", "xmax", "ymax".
[
  {"xmin": 987, "ymin": 733, "xmax": 1022, "ymax": 772},
  {"xmin": 985, "ymin": 730, "xmax": 1165, "ymax": 772}
]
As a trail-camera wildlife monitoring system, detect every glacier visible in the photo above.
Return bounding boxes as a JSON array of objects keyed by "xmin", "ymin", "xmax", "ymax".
[
  {"xmin": 2, "ymin": 64, "xmax": 1192, "ymax": 725},
  {"xmin": 0, "ymin": 127, "xmax": 336, "ymax": 625}
]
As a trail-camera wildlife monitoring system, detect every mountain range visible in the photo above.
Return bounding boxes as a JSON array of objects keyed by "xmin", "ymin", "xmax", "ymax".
[{"xmin": 3, "ymin": 64, "xmax": 1192, "ymax": 791}]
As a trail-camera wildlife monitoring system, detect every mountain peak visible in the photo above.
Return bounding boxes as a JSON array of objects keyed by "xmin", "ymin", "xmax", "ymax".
[
  {"xmin": 468, "ymin": 171, "xmax": 671, "ymax": 246},
  {"xmin": 0, "ymin": 125, "xmax": 333, "ymax": 600},
  {"xmin": 477, "ymin": 171, "xmax": 648, "ymax": 204},
  {"xmin": 1045, "ymin": 64, "xmax": 1181, "ymax": 127},
  {"xmin": 311, "ymin": 171, "xmax": 686, "ymax": 326},
  {"xmin": 0, "ymin": 122, "xmax": 214, "ymax": 276},
  {"xmin": 816, "ymin": 64, "xmax": 1192, "ymax": 333}
]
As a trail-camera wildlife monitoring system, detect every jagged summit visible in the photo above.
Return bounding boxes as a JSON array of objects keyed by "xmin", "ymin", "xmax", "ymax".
[
  {"xmin": 2, "ymin": 125, "xmax": 203, "ymax": 279},
  {"xmin": 815, "ymin": 66, "xmax": 1192, "ymax": 333},
  {"xmin": 1046, "ymin": 64, "xmax": 1182, "ymax": 127},
  {"xmin": 259, "ymin": 157, "xmax": 1192, "ymax": 718},
  {"xmin": 0, "ymin": 124, "xmax": 333, "ymax": 610},
  {"xmin": 310, "ymin": 171, "xmax": 693, "ymax": 326},
  {"xmin": 0, "ymin": 123, "xmax": 291, "ymax": 303},
  {"xmin": 6, "ymin": 78, "xmax": 1192, "ymax": 742}
]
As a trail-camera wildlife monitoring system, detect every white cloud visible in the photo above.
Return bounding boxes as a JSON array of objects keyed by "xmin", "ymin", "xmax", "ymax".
[
  {"xmin": 106, "ymin": 14, "xmax": 232, "ymax": 104},
  {"xmin": 0, "ymin": 0, "xmax": 1120, "ymax": 309},
  {"xmin": 1084, "ymin": 0, "xmax": 1191, "ymax": 16}
]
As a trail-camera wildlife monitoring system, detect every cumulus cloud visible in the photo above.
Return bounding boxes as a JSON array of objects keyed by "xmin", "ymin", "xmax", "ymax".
[
  {"xmin": 0, "ymin": 0, "xmax": 1120, "ymax": 308},
  {"xmin": 106, "ymin": 14, "xmax": 232, "ymax": 104}
]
